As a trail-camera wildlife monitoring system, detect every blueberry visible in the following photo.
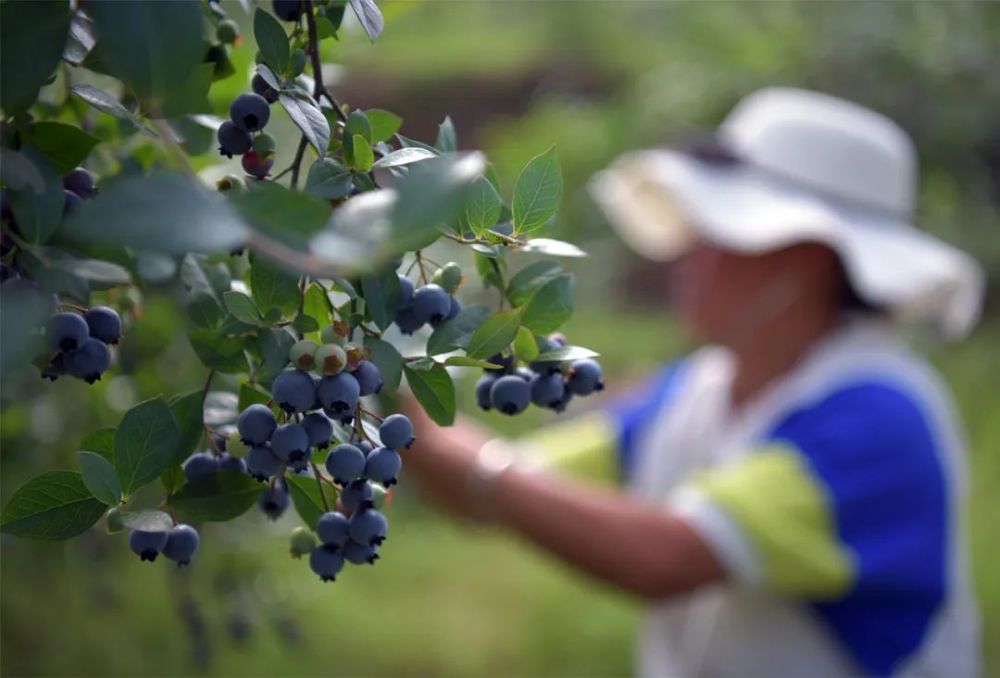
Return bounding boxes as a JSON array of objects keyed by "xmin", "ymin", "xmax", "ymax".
[
  {"xmin": 352, "ymin": 360, "xmax": 383, "ymax": 396},
  {"xmin": 303, "ymin": 412, "xmax": 334, "ymax": 449},
  {"xmin": 548, "ymin": 332, "xmax": 567, "ymax": 347},
  {"xmin": 339, "ymin": 480, "xmax": 374, "ymax": 513},
  {"xmin": 487, "ymin": 353, "xmax": 515, "ymax": 374},
  {"xmin": 411, "ymin": 284, "xmax": 450, "ymax": 325},
  {"xmin": 354, "ymin": 440, "xmax": 374, "ymax": 455},
  {"xmin": 246, "ymin": 444, "xmax": 283, "ymax": 480},
  {"xmin": 490, "ymin": 375, "xmax": 530, "ymax": 416},
  {"xmin": 270, "ymin": 424, "xmax": 310, "ymax": 464},
  {"xmin": 475, "ymin": 375, "xmax": 496, "ymax": 410},
  {"xmin": 364, "ymin": 447, "xmax": 401, "ymax": 487},
  {"xmin": 514, "ymin": 367, "xmax": 534, "ymax": 382},
  {"xmin": 64, "ymin": 337, "xmax": 112, "ymax": 383},
  {"xmin": 530, "ymin": 372, "xmax": 567, "ymax": 409},
  {"xmin": 84, "ymin": 306, "xmax": 122, "ymax": 344},
  {"xmin": 62, "ymin": 167, "xmax": 96, "ymax": 197},
  {"xmin": 47, "ymin": 312, "xmax": 88, "ymax": 352},
  {"xmin": 272, "ymin": 370, "xmax": 316, "ymax": 414},
  {"xmin": 317, "ymin": 373, "xmax": 360, "ymax": 415},
  {"xmin": 309, "ymin": 544, "xmax": 345, "ymax": 581},
  {"xmin": 272, "ymin": 0, "xmax": 303, "ymax": 22},
  {"xmin": 216, "ymin": 18, "xmax": 239, "ymax": 44},
  {"xmin": 348, "ymin": 508, "xmax": 387, "ymax": 546},
  {"xmin": 63, "ymin": 189, "xmax": 82, "ymax": 215},
  {"xmin": 289, "ymin": 339, "xmax": 318, "ymax": 371},
  {"xmin": 218, "ymin": 454, "xmax": 248, "ymax": 474},
  {"xmin": 341, "ymin": 539, "xmax": 379, "ymax": 565},
  {"xmin": 238, "ymin": 403, "xmax": 277, "ymax": 444},
  {"xmin": 251, "ymin": 74, "xmax": 279, "ymax": 104},
  {"xmin": 183, "ymin": 451, "xmax": 220, "ymax": 480},
  {"xmin": 442, "ymin": 295, "xmax": 462, "ymax": 324},
  {"xmin": 325, "ymin": 443, "xmax": 366, "ymax": 485},
  {"xmin": 393, "ymin": 306, "xmax": 424, "ymax": 335},
  {"xmin": 316, "ymin": 511, "xmax": 350, "ymax": 547},
  {"xmin": 289, "ymin": 526, "xmax": 317, "ymax": 558},
  {"xmin": 566, "ymin": 359, "xmax": 604, "ymax": 396},
  {"xmin": 258, "ymin": 479, "xmax": 290, "ymax": 520},
  {"xmin": 397, "ymin": 274, "xmax": 414, "ymax": 309},
  {"xmin": 229, "ymin": 93, "xmax": 271, "ymax": 133},
  {"xmin": 379, "ymin": 414, "xmax": 413, "ymax": 450},
  {"xmin": 40, "ymin": 352, "xmax": 66, "ymax": 381},
  {"xmin": 242, "ymin": 150, "xmax": 273, "ymax": 179},
  {"xmin": 252, "ymin": 132, "xmax": 277, "ymax": 156},
  {"xmin": 314, "ymin": 343, "xmax": 347, "ymax": 375},
  {"xmin": 217, "ymin": 120, "xmax": 252, "ymax": 157},
  {"xmin": 129, "ymin": 529, "xmax": 168, "ymax": 562},
  {"xmin": 162, "ymin": 524, "xmax": 200, "ymax": 566}
]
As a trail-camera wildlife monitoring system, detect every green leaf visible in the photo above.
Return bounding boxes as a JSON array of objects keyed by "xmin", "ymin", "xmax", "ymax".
[
  {"xmin": 348, "ymin": 0, "xmax": 384, "ymax": 42},
  {"xmin": 287, "ymin": 475, "xmax": 336, "ymax": 530},
  {"xmin": 343, "ymin": 110, "xmax": 373, "ymax": 166},
  {"xmin": 465, "ymin": 309, "xmax": 522, "ymax": 360},
  {"xmin": 396, "ymin": 134, "xmax": 439, "ymax": 154},
  {"xmin": 280, "ymin": 91, "xmax": 330, "ymax": 155},
  {"xmin": 89, "ymin": 0, "xmax": 204, "ymax": 115},
  {"xmin": 27, "ymin": 122, "xmax": 99, "ymax": 174},
  {"xmin": 77, "ymin": 452, "xmax": 122, "ymax": 506},
  {"xmin": 521, "ymin": 275, "xmax": 574, "ymax": 334},
  {"xmin": 158, "ymin": 62, "xmax": 213, "ymax": 117},
  {"xmin": 364, "ymin": 337, "xmax": 403, "ymax": 390},
  {"xmin": 65, "ymin": 173, "xmax": 247, "ymax": 254},
  {"xmin": 371, "ymin": 147, "xmax": 436, "ymax": 170},
  {"xmin": 253, "ymin": 8, "xmax": 290, "ymax": 75},
  {"xmin": 366, "ymin": 109, "xmax": 402, "ymax": 143},
  {"xmin": 80, "ymin": 428, "xmax": 116, "ymax": 462},
  {"xmin": 443, "ymin": 356, "xmax": 501, "ymax": 369},
  {"xmin": 361, "ymin": 269, "xmax": 401, "ymax": 331},
  {"xmin": 238, "ymin": 382, "xmax": 272, "ymax": 412},
  {"xmin": 404, "ymin": 363, "xmax": 456, "ymax": 426},
  {"xmin": 534, "ymin": 345, "xmax": 599, "ymax": 362},
  {"xmin": 46, "ymin": 251, "xmax": 132, "ymax": 288},
  {"xmin": 70, "ymin": 84, "xmax": 152, "ymax": 136},
  {"xmin": 305, "ymin": 158, "xmax": 353, "ymax": 200},
  {"xmin": 512, "ymin": 147, "xmax": 562, "ymax": 235},
  {"xmin": 1, "ymin": 472, "xmax": 105, "ymax": 540},
  {"xmin": 249, "ymin": 255, "xmax": 301, "ymax": 317},
  {"xmin": 426, "ymin": 304, "xmax": 490, "ymax": 356},
  {"xmin": 436, "ymin": 116, "xmax": 457, "ymax": 153},
  {"xmin": 474, "ymin": 251, "xmax": 505, "ymax": 289},
  {"xmin": 161, "ymin": 465, "xmax": 185, "ymax": 496},
  {"xmin": 188, "ymin": 330, "xmax": 249, "ymax": 373},
  {"xmin": 7, "ymin": 146, "xmax": 63, "ymax": 245},
  {"xmin": 464, "ymin": 177, "xmax": 503, "ymax": 237},
  {"xmin": 119, "ymin": 510, "xmax": 174, "ymax": 532},
  {"xmin": 114, "ymin": 398, "xmax": 181, "ymax": 496},
  {"xmin": 0, "ymin": 1, "xmax": 71, "ymax": 113},
  {"xmin": 518, "ymin": 238, "xmax": 587, "ymax": 258},
  {"xmin": 513, "ymin": 326, "xmax": 540, "ymax": 362},
  {"xmin": 168, "ymin": 390, "xmax": 206, "ymax": 465},
  {"xmin": 170, "ymin": 471, "xmax": 264, "ymax": 522},
  {"xmin": 231, "ymin": 180, "xmax": 329, "ymax": 246},
  {"xmin": 293, "ymin": 314, "xmax": 319, "ymax": 333},
  {"xmin": 352, "ymin": 134, "xmax": 375, "ymax": 171},
  {"xmin": 258, "ymin": 327, "xmax": 295, "ymax": 381},
  {"xmin": 223, "ymin": 291, "xmax": 263, "ymax": 325},
  {"xmin": 302, "ymin": 284, "xmax": 331, "ymax": 341},
  {"xmin": 506, "ymin": 260, "xmax": 565, "ymax": 307}
]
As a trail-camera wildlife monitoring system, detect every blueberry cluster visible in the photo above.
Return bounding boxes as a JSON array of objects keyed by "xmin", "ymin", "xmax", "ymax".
[
  {"xmin": 217, "ymin": 92, "xmax": 276, "ymax": 179},
  {"xmin": 394, "ymin": 262, "xmax": 463, "ymax": 335},
  {"xmin": 476, "ymin": 334, "xmax": 604, "ymax": 415},
  {"xmin": 41, "ymin": 306, "xmax": 122, "ymax": 384},
  {"xmin": 128, "ymin": 523, "xmax": 200, "ymax": 566},
  {"xmin": 62, "ymin": 166, "xmax": 98, "ymax": 215}
]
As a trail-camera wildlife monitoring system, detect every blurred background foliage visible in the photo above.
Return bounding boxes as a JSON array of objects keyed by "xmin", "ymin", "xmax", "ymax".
[{"xmin": 2, "ymin": 1, "xmax": 998, "ymax": 676}]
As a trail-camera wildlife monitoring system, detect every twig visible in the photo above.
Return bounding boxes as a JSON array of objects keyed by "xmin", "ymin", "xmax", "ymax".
[
  {"xmin": 304, "ymin": 0, "xmax": 348, "ymax": 123},
  {"xmin": 289, "ymin": 135, "xmax": 309, "ymax": 189},
  {"xmin": 310, "ymin": 462, "xmax": 331, "ymax": 511}
]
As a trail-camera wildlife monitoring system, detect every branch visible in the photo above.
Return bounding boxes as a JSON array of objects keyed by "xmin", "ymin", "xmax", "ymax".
[
  {"xmin": 290, "ymin": 134, "xmax": 308, "ymax": 189},
  {"xmin": 304, "ymin": 0, "xmax": 347, "ymax": 123}
]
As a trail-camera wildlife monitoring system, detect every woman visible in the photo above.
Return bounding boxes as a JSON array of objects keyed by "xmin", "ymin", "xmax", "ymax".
[{"xmin": 404, "ymin": 88, "xmax": 983, "ymax": 677}]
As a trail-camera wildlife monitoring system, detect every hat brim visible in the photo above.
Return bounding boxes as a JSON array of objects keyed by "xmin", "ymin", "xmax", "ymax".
[{"xmin": 589, "ymin": 149, "xmax": 984, "ymax": 339}]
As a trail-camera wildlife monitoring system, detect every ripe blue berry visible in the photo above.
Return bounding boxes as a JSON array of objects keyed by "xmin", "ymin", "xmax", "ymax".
[
  {"xmin": 272, "ymin": 370, "xmax": 316, "ymax": 414},
  {"xmin": 352, "ymin": 360, "xmax": 383, "ymax": 396},
  {"xmin": 129, "ymin": 529, "xmax": 168, "ymax": 562},
  {"xmin": 325, "ymin": 443, "xmax": 366, "ymax": 485},
  {"xmin": 364, "ymin": 447, "xmax": 402, "ymax": 487},
  {"xmin": 217, "ymin": 120, "xmax": 252, "ymax": 157},
  {"xmin": 162, "ymin": 524, "xmax": 200, "ymax": 566},
  {"xmin": 317, "ymin": 372, "xmax": 360, "ymax": 415},
  {"xmin": 487, "ymin": 353, "xmax": 515, "ymax": 374},
  {"xmin": 530, "ymin": 373, "xmax": 567, "ymax": 410},
  {"xmin": 379, "ymin": 414, "xmax": 414, "ymax": 450},
  {"xmin": 238, "ymin": 404, "xmax": 277, "ymax": 445},
  {"xmin": 183, "ymin": 451, "xmax": 220, "ymax": 480},
  {"xmin": 218, "ymin": 454, "xmax": 248, "ymax": 474},
  {"xmin": 258, "ymin": 479, "xmax": 290, "ymax": 520},
  {"xmin": 348, "ymin": 508, "xmax": 388, "ymax": 546},
  {"xmin": 272, "ymin": 0, "xmax": 303, "ymax": 22},
  {"xmin": 251, "ymin": 74, "xmax": 279, "ymax": 104},
  {"xmin": 444, "ymin": 296, "xmax": 462, "ymax": 323},
  {"xmin": 63, "ymin": 189, "xmax": 82, "ymax": 215},
  {"xmin": 84, "ymin": 306, "xmax": 122, "ymax": 344},
  {"xmin": 341, "ymin": 539, "xmax": 379, "ymax": 565},
  {"xmin": 566, "ymin": 359, "xmax": 604, "ymax": 396},
  {"xmin": 514, "ymin": 367, "xmax": 534, "ymax": 382},
  {"xmin": 475, "ymin": 375, "xmax": 496, "ymax": 410},
  {"xmin": 397, "ymin": 274, "xmax": 414, "ymax": 309},
  {"xmin": 63, "ymin": 167, "xmax": 96, "ymax": 197},
  {"xmin": 340, "ymin": 480, "xmax": 374, "ymax": 513},
  {"xmin": 41, "ymin": 353, "xmax": 66, "ymax": 381},
  {"xmin": 411, "ymin": 284, "xmax": 450, "ymax": 325},
  {"xmin": 490, "ymin": 375, "xmax": 530, "ymax": 415},
  {"xmin": 394, "ymin": 306, "xmax": 424, "ymax": 335},
  {"xmin": 47, "ymin": 312, "xmax": 88, "ymax": 352},
  {"xmin": 246, "ymin": 444, "xmax": 283, "ymax": 480},
  {"xmin": 64, "ymin": 337, "xmax": 112, "ymax": 383},
  {"xmin": 270, "ymin": 424, "xmax": 310, "ymax": 464},
  {"xmin": 309, "ymin": 544, "xmax": 345, "ymax": 581},
  {"xmin": 229, "ymin": 93, "xmax": 271, "ymax": 132},
  {"xmin": 316, "ymin": 511, "xmax": 350, "ymax": 547},
  {"xmin": 303, "ymin": 412, "xmax": 334, "ymax": 449},
  {"xmin": 355, "ymin": 441, "xmax": 374, "ymax": 455}
]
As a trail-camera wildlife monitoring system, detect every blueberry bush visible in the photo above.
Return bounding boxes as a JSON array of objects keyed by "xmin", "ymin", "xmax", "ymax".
[{"xmin": 0, "ymin": 0, "xmax": 603, "ymax": 580}]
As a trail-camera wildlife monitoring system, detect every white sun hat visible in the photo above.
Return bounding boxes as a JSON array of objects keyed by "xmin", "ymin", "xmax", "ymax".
[{"xmin": 589, "ymin": 87, "xmax": 985, "ymax": 340}]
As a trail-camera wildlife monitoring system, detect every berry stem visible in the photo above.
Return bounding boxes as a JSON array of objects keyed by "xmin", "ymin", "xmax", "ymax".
[
  {"xmin": 204, "ymin": 425, "xmax": 223, "ymax": 455},
  {"xmin": 415, "ymin": 250, "xmax": 429, "ymax": 285},
  {"xmin": 303, "ymin": 0, "xmax": 347, "ymax": 123},
  {"xmin": 310, "ymin": 462, "xmax": 332, "ymax": 512},
  {"xmin": 358, "ymin": 406, "xmax": 384, "ymax": 423}
]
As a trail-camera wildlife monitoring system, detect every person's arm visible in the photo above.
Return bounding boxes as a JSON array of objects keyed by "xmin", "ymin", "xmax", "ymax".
[{"xmin": 402, "ymin": 402, "xmax": 725, "ymax": 600}]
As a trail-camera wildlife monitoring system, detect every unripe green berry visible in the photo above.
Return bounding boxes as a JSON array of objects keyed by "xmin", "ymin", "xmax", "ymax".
[
  {"xmin": 252, "ymin": 132, "xmax": 276, "ymax": 156},
  {"xmin": 320, "ymin": 325, "xmax": 338, "ymax": 345},
  {"xmin": 320, "ymin": 320, "xmax": 350, "ymax": 345},
  {"xmin": 290, "ymin": 339, "xmax": 319, "ymax": 370},
  {"xmin": 216, "ymin": 174, "xmax": 244, "ymax": 193},
  {"xmin": 290, "ymin": 526, "xmax": 317, "ymax": 558},
  {"xmin": 226, "ymin": 430, "xmax": 249, "ymax": 458},
  {"xmin": 106, "ymin": 507, "xmax": 125, "ymax": 534},
  {"xmin": 290, "ymin": 49, "xmax": 307, "ymax": 77},
  {"xmin": 216, "ymin": 19, "xmax": 239, "ymax": 44},
  {"xmin": 432, "ymin": 262, "xmax": 463, "ymax": 294},
  {"xmin": 344, "ymin": 344, "xmax": 366, "ymax": 370},
  {"xmin": 314, "ymin": 343, "xmax": 347, "ymax": 375},
  {"xmin": 370, "ymin": 483, "xmax": 388, "ymax": 509}
]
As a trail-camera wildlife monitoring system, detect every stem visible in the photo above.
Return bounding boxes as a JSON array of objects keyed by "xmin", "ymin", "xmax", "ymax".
[
  {"xmin": 304, "ymin": 0, "xmax": 348, "ymax": 123},
  {"xmin": 202, "ymin": 369, "xmax": 216, "ymax": 399},
  {"xmin": 290, "ymin": 135, "xmax": 309, "ymax": 189},
  {"xmin": 415, "ymin": 251, "xmax": 429, "ymax": 285},
  {"xmin": 311, "ymin": 462, "xmax": 331, "ymax": 511},
  {"xmin": 204, "ymin": 425, "xmax": 223, "ymax": 455},
  {"xmin": 272, "ymin": 164, "xmax": 295, "ymax": 181},
  {"xmin": 358, "ymin": 406, "xmax": 383, "ymax": 423}
]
